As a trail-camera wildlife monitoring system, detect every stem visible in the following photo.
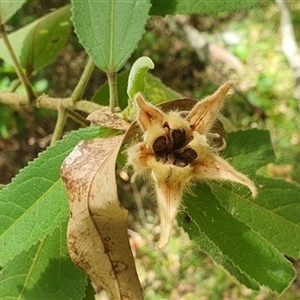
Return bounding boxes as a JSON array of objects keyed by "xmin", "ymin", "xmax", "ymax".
[
  {"xmin": 45, "ymin": 57, "xmax": 94, "ymax": 143},
  {"xmin": 72, "ymin": 57, "xmax": 95, "ymax": 103},
  {"xmin": 0, "ymin": 92, "xmax": 103, "ymax": 114},
  {"xmin": 0, "ymin": 24, "xmax": 35, "ymax": 102},
  {"xmin": 10, "ymin": 79, "xmax": 21, "ymax": 92},
  {"xmin": 50, "ymin": 106, "xmax": 68, "ymax": 146},
  {"xmin": 107, "ymin": 69, "xmax": 119, "ymax": 111},
  {"xmin": 67, "ymin": 110, "xmax": 90, "ymax": 127}
]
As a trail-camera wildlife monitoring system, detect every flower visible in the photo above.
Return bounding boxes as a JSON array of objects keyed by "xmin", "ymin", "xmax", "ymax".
[{"xmin": 127, "ymin": 80, "xmax": 257, "ymax": 249}]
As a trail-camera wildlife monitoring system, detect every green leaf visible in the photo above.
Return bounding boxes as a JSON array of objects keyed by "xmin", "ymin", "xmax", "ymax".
[
  {"xmin": 178, "ymin": 212, "xmax": 260, "ymax": 291},
  {"xmin": 144, "ymin": 73, "xmax": 181, "ymax": 104},
  {"xmin": 0, "ymin": 0, "xmax": 26, "ymax": 24},
  {"xmin": 71, "ymin": 0, "xmax": 151, "ymax": 72},
  {"xmin": 181, "ymin": 184, "xmax": 295, "ymax": 293},
  {"xmin": 0, "ymin": 5, "xmax": 72, "ymax": 74},
  {"xmin": 123, "ymin": 71, "xmax": 181, "ymax": 121},
  {"xmin": 180, "ymin": 128, "xmax": 298, "ymax": 292},
  {"xmin": 223, "ymin": 129, "xmax": 275, "ymax": 174},
  {"xmin": 0, "ymin": 126, "xmax": 106, "ymax": 266},
  {"xmin": 216, "ymin": 130, "xmax": 300, "ymax": 259},
  {"xmin": 82, "ymin": 278, "xmax": 96, "ymax": 300},
  {"xmin": 150, "ymin": 0, "xmax": 261, "ymax": 16},
  {"xmin": 215, "ymin": 176, "xmax": 300, "ymax": 259},
  {"xmin": 127, "ymin": 56, "xmax": 154, "ymax": 100},
  {"xmin": 0, "ymin": 219, "xmax": 87, "ymax": 300}
]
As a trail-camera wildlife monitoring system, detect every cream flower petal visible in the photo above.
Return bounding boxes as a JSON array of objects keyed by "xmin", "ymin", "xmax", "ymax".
[
  {"xmin": 148, "ymin": 159, "xmax": 193, "ymax": 249},
  {"xmin": 135, "ymin": 93, "xmax": 164, "ymax": 131},
  {"xmin": 193, "ymin": 152, "xmax": 257, "ymax": 197},
  {"xmin": 187, "ymin": 80, "xmax": 236, "ymax": 134},
  {"xmin": 154, "ymin": 180, "xmax": 183, "ymax": 249}
]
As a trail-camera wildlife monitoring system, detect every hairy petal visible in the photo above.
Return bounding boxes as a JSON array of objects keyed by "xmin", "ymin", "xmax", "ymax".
[
  {"xmin": 154, "ymin": 180, "xmax": 184, "ymax": 249},
  {"xmin": 193, "ymin": 153, "xmax": 257, "ymax": 197},
  {"xmin": 127, "ymin": 142, "xmax": 152, "ymax": 172},
  {"xmin": 187, "ymin": 80, "xmax": 236, "ymax": 134},
  {"xmin": 135, "ymin": 92, "xmax": 164, "ymax": 131},
  {"xmin": 149, "ymin": 160, "xmax": 193, "ymax": 249}
]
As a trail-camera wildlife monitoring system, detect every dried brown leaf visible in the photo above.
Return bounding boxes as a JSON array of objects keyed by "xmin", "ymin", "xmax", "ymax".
[
  {"xmin": 61, "ymin": 135, "xmax": 143, "ymax": 300},
  {"xmin": 87, "ymin": 107, "xmax": 130, "ymax": 130}
]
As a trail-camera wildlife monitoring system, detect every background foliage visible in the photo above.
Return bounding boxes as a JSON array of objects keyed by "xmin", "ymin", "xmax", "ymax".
[{"xmin": 0, "ymin": 0, "xmax": 300, "ymax": 299}]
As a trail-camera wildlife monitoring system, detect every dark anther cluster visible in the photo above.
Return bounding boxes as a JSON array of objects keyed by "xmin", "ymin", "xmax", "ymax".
[{"xmin": 152, "ymin": 122, "xmax": 197, "ymax": 167}]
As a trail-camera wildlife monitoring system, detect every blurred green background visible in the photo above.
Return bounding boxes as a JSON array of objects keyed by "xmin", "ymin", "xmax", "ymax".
[{"xmin": 0, "ymin": 1, "xmax": 299, "ymax": 299}]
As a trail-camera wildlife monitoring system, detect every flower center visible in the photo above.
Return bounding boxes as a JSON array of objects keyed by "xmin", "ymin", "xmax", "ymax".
[{"xmin": 152, "ymin": 122, "xmax": 197, "ymax": 167}]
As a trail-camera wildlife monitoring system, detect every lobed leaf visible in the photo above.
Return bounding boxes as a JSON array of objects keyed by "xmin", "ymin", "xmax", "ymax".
[
  {"xmin": 0, "ymin": 220, "xmax": 87, "ymax": 300},
  {"xmin": 71, "ymin": 0, "xmax": 151, "ymax": 72},
  {"xmin": 0, "ymin": 0, "xmax": 27, "ymax": 24},
  {"xmin": 0, "ymin": 5, "xmax": 72, "ymax": 74},
  {"xmin": 0, "ymin": 126, "xmax": 106, "ymax": 266},
  {"xmin": 150, "ymin": 0, "xmax": 261, "ymax": 16}
]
